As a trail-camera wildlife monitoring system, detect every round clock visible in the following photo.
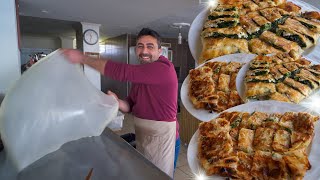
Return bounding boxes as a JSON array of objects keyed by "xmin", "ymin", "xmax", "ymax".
[{"xmin": 83, "ymin": 29, "xmax": 99, "ymax": 45}]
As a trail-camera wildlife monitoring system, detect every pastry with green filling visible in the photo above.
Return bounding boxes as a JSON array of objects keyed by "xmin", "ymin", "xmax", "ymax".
[
  {"xmin": 259, "ymin": 31, "xmax": 302, "ymax": 59},
  {"xmin": 208, "ymin": 10, "xmax": 239, "ymax": 20},
  {"xmin": 294, "ymin": 17, "xmax": 320, "ymax": 33},
  {"xmin": 248, "ymin": 38, "xmax": 282, "ymax": 55},
  {"xmin": 202, "ymin": 25, "xmax": 248, "ymax": 39},
  {"xmin": 276, "ymin": 24, "xmax": 313, "ymax": 48},
  {"xmin": 204, "ymin": 18, "xmax": 239, "ymax": 29},
  {"xmin": 284, "ymin": 18, "xmax": 320, "ymax": 44}
]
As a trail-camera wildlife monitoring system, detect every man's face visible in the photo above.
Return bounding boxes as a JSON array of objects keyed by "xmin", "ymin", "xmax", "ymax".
[{"xmin": 135, "ymin": 35, "xmax": 162, "ymax": 64}]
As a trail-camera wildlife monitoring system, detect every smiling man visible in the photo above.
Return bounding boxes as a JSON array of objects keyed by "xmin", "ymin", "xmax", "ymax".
[{"xmin": 63, "ymin": 28, "xmax": 179, "ymax": 178}]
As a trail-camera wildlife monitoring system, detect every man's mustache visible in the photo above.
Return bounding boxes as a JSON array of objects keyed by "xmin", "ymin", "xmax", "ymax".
[{"xmin": 139, "ymin": 53, "xmax": 152, "ymax": 59}]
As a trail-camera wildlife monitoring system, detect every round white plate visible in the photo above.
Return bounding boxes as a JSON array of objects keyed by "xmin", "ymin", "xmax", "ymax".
[
  {"xmin": 181, "ymin": 53, "xmax": 256, "ymax": 122},
  {"xmin": 236, "ymin": 57, "xmax": 253, "ymax": 102},
  {"xmin": 187, "ymin": 100, "xmax": 320, "ymax": 180},
  {"xmin": 188, "ymin": 0, "xmax": 320, "ymax": 65}
]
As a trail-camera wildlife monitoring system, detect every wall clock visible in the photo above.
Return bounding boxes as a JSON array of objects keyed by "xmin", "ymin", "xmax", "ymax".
[{"xmin": 83, "ymin": 29, "xmax": 99, "ymax": 45}]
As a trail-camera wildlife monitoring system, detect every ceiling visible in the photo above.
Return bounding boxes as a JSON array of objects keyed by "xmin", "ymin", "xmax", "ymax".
[{"xmin": 18, "ymin": 0, "xmax": 208, "ymax": 40}]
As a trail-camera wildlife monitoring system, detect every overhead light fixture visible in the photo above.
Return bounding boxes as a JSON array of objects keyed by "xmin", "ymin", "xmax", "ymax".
[
  {"xmin": 170, "ymin": 22, "xmax": 190, "ymax": 45},
  {"xmin": 41, "ymin": 9, "xmax": 49, "ymax": 13},
  {"xmin": 178, "ymin": 30, "xmax": 182, "ymax": 45}
]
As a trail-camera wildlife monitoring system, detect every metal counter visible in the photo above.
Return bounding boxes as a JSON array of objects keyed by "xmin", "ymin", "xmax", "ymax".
[{"xmin": 6, "ymin": 128, "xmax": 171, "ymax": 180}]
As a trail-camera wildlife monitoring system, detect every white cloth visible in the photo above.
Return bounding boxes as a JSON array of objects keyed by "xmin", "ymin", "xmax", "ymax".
[{"xmin": 133, "ymin": 116, "xmax": 176, "ymax": 178}]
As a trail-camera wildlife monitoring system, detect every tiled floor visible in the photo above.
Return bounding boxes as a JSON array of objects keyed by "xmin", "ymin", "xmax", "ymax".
[
  {"xmin": 174, "ymin": 144, "xmax": 193, "ymax": 179},
  {"xmin": 114, "ymin": 113, "xmax": 193, "ymax": 179}
]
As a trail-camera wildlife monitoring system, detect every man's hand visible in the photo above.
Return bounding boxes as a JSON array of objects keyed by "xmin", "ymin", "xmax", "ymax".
[
  {"xmin": 107, "ymin": 90, "xmax": 130, "ymax": 113},
  {"xmin": 107, "ymin": 90, "xmax": 119, "ymax": 100},
  {"xmin": 62, "ymin": 49, "xmax": 85, "ymax": 64}
]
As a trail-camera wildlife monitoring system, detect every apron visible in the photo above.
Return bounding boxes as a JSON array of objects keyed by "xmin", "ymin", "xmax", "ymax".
[{"xmin": 133, "ymin": 116, "xmax": 176, "ymax": 178}]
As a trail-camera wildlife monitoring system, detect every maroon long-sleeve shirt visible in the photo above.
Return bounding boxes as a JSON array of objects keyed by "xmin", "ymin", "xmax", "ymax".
[{"xmin": 104, "ymin": 55, "xmax": 179, "ymax": 137}]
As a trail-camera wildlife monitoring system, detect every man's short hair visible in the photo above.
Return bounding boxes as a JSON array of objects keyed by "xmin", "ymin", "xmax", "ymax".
[{"xmin": 137, "ymin": 28, "xmax": 162, "ymax": 49}]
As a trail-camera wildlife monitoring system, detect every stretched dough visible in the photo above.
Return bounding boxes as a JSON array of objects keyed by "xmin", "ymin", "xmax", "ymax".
[{"xmin": 0, "ymin": 50, "xmax": 118, "ymax": 171}]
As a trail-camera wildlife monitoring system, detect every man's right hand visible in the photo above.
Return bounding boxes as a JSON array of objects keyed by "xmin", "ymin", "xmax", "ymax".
[
  {"xmin": 107, "ymin": 90, "xmax": 119, "ymax": 100},
  {"xmin": 62, "ymin": 49, "xmax": 85, "ymax": 64},
  {"xmin": 107, "ymin": 91, "xmax": 130, "ymax": 113}
]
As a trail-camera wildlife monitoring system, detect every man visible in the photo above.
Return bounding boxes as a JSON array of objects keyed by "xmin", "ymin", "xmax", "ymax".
[{"xmin": 63, "ymin": 28, "xmax": 179, "ymax": 177}]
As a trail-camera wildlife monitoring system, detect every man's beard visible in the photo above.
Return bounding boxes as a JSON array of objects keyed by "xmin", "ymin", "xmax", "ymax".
[{"xmin": 138, "ymin": 53, "xmax": 152, "ymax": 64}]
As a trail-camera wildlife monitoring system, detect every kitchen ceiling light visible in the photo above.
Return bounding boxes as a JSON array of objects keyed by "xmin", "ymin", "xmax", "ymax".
[
  {"xmin": 170, "ymin": 22, "xmax": 190, "ymax": 45},
  {"xmin": 41, "ymin": 9, "xmax": 49, "ymax": 13}
]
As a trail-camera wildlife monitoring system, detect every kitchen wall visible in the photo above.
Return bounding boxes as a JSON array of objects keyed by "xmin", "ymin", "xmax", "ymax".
[
  {"xmin": 19, "ymin": 35, "xmax": 61, "ymax": 68},
  {"xmin": 100, "ymin": 34, "xmax": 129, "ymax": 99},
  {"xmin": 21, "ymin": 35, "xmax": 61, "ymax": 50},
  {"xmin": 0, "ymin": 0, "xmax": 21, "ymax": 94}
]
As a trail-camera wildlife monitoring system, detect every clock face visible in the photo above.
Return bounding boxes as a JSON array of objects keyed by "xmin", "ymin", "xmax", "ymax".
[{"xmin": 83, "ymin": 29, "xmax": 99, "ymax": 45}]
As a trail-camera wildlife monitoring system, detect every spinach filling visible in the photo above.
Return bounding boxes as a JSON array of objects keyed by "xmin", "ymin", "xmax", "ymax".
[
  {"xmin": 283, "ymin": 79, "xmax": 307, "ymax": 96},
  {"xmin": 271, "ymin": 16, "xmax": 289, "ymax": 30},
  {"xmin": 290, "ymin": 69, "xmax": 300, "ymax": 77},
  {"xmin": 275, "ymin": 29, "xmax": 307, "ymax": 48},
  {"xmin": 215, "ymin": 6, "xmax": 237, "ymax": 12},
  {"xmin": 299, "ymin": 21, "xmax": 317, "ymax": 30},
  {"xmin": 308, "ymin": 69, "xmax": 320, "ymax": 78},
  {"xmin": 247, "ymin": 23, "xmax": 271, "ymax": 39},
  {"xmin": 248, "ymin": 32, "xmax": 260, "ymax": 39},
  {"xmin": 216, "ymin": 21, "xmax": 239, "ymax": 28},
  {"xmin": 260, "ymin": 23, "xmax": 272, "ymax": 33},
  {"xmin": 283, "ymin": 127, "xmax": 292, "ymax": 134},
  {"xmin": 230, "ymin": 118, "xmax": 241, "ymax": 128},
  {"xmin": 246, "ymin": 78, "xmax": 275, "ymax": 83},
  {"xmin": 284, "ymin": 35, "xmax": 306, "ymax": 48},
  {"xmin": 247, "ymin": 16, "xmax": 288, "ymax": 40},
  {"xmin": 249, "ymin": 65, "xmax": 270, "ymax": 70},
  {"xmin": 277, "ymin": 67, "xmax": 292, "ymax": 78},
  {"xmin": 248, "ymin": 68, "xmax": 270, "ymax": 74},
  {"xmin": 275, "ymin": 76, "xmax": 286, "ymax": 83},
  {"xmin": 254, "ymin": 70, "xmax": 269, "ymax": 76},
  {"xmin": 213, "ymin": 66, "xmax": 221, "ymax": 73},
  {"xmin": 204, "ymin": 32, "xmax": 243, "ymax": 39},
  {"xmin": 294, "ymin": 76, "xmax": 315, "ymax": 89},
  {"xmin": 208, "ymin": 14, "xmax": 239, "ymax": 20},
  {"xmin": 249, "ymin": 95, "xmax": 270, "ymax": 100}
]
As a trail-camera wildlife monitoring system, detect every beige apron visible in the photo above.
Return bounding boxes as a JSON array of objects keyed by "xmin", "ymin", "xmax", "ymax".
[{"xmin": 133, "ymin": 116, "xmax": 176, "ymax": 178}]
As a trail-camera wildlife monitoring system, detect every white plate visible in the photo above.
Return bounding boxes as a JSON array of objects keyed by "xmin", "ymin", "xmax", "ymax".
[
  {"xmin": 181, "ymin": 53, "xmax": 256, "ymax": 122},
  {"xmin": 236, "ymin": 56, "xmax": 260, "ymax": 102},
  {"xmin": 187, "ymin": 100, "xmax": 320, "ymax": 180},
  {"xmin": 236, "ymin": 57, "xmax": 320, "ymax": 106},
  {"xmin": 188, "ymin": 0, "xmax": 320, "ymax": 65}
]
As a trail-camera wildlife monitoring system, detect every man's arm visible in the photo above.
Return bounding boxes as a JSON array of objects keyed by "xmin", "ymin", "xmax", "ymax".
[
  {"xmin": 63, "ymin": 49, "xmax": 107, "ymax": 75},
  {"xmin": 82, "ymin": 56, "xmax": 107, "ymax": 75}
]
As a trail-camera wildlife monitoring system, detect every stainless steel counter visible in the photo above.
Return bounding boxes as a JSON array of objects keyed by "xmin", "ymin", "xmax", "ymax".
[{"xmin": 0, "ymin": 128, "xmax": 171, "ymax": 180}]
